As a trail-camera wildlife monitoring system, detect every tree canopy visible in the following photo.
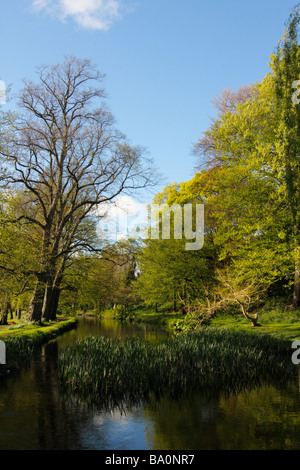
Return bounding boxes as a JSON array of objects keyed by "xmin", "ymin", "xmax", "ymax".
[{"xmin": 1, "ymin": 6, "xmax": 300, "ymax": 328}]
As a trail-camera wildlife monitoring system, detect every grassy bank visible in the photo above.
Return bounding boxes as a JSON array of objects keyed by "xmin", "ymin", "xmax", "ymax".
[
  {"xmin": 210, "ymin": 311, "xmax": 300, "ymax": 342},
  {"xmin": 105, "ymin": 303, "xmax": 300, "ymax": 342},
  {"xmin": 58, "ymin": 328, "xmax": 296, "ymax": 411},
  {"xmin": 0, "ymin": 317, "xmax": 78, "ymax": 375}
]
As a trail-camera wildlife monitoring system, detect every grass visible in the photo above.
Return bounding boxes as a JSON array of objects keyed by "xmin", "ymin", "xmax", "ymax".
[
  {"xmin": 0, "ymin": 313, "xmax": 75, "ymax": 337},
  {"xmin": 108, "ymin": 302, "xmax": 300, "ymax": 342},
  {"xmin": 58, "ymin": 328, "xmax": 296, "ymax": 411},
  {"xmin": 209, "ymin": 306, "xmax": 300, "ymax": 342},
  {"xmin": 0, "ymin": 316, "xmax": 78, "ymax": 375}
]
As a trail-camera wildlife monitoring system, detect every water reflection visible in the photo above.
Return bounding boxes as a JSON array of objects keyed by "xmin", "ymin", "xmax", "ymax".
[
  {"xmin": 0, "ymin": 316, "xmax": 299, "ymax": 450},
  {"xmin": 57, "ymin": 315, "xmax": 172, "ymax": 349},
  {"xmin": 143, "ymin": 382, "xmax": 300, "ymax": 450},
  {"xmin": 0, "ymin": 341, "xmax": 82, "ymax": 449}
]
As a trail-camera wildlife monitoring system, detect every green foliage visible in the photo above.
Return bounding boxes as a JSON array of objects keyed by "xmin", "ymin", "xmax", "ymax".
[
  {"xmin": 59, "ymin": 239, "xmax": 139, "ymax": 313},
  {"xmin": 0, "ymin": 191, "xmax": 40, "ymax": 320},
  {"xmin": 1, "ymin": 9, "xmax": 300, "ymax": 328},
  {"xmin": 134, "ymin": 185, "xmax": 217, "ymax": 313},
  {"xmin": 111, "ymin": 305, "xmax": 136, "ymax": 322}
]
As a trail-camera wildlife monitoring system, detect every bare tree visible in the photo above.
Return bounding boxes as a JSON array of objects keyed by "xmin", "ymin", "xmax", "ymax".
[
  {"xmin": 1, "ymin": 56, "xmax": 157, "ymax": 322},
  {"xmin": 192, "ymin": 85, "xmax": 255, "ymax": 170},
  {"xmin": 214, "ymin": 267, "xmax": 266, "ymax": 327}
]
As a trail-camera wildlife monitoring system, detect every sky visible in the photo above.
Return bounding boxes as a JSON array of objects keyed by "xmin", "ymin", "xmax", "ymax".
[{"xmin": 0, "ymin": 0, "xmax": 299, "ymax": 207}]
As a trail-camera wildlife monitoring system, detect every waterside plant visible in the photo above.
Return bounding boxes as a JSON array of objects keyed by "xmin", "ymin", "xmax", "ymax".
[{"xmin": 58, "ymin": 328, "xmax": 296, "ymax": 411}]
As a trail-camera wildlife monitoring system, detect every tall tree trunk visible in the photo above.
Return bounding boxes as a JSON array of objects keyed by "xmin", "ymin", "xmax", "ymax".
[
  {"xmin": 42, "ymin": 280, "xmax": 54, "ymax": 322},
  {"xmin": 293, "ymin": 241, "xmax": 300, "ymax": 309},
  {"xmin": 42, "ymin": 277, "xmax": 61, "ymax": 322},
  {"xmin": 51, "ymin": 285, "xmax": 61, "ymax": 320},
  {"xmin": 16, "ymin": 307, "xmax": 21, "ymax": 320},
  {"xmin": 8, "ymin": 301, "xmax": 13, "ymax": 320},
  {"xmin": 0, "ymin": 298, "xmax": 8, "ymax": 326},
  {"xmin": 29, "ymin": 279, "xmax": 46, "ymax": 323}
]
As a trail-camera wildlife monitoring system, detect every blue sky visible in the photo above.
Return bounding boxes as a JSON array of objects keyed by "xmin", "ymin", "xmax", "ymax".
[{"xmin": 0, "ymin": 0, "xmax": 298, "ymax": 202}]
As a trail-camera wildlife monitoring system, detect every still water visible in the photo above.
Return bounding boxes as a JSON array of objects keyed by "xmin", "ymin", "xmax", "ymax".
[{"xmin": 0, "ymin": 316, "xmax": 300, "ymax": 450}]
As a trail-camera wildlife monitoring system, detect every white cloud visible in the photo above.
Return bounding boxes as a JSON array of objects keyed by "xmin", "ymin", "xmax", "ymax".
[
  {"xmin": 32, "ymin": 0, "xmax": 123, "ymax": 30},
  {"xmin": 96, "ymin": 196, "xmax": 149, "ymax": 241}
]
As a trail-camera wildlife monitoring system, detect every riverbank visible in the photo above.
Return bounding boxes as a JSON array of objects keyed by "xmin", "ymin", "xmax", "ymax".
[
  {"xmin": 1, "ymin": 315, "xmax": 299, "ymax": 450},
  {"xmin": 101, "ymin": 303, "xmax": 300, "ymax": 343},
  {"xmin": 0, "ymin": 316, "xmax": 78, "ymax": 375}
]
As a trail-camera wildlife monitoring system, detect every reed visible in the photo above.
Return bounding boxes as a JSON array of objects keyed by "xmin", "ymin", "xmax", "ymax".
[{"xmin": 58, "ymin": 328, "xmax": 295, "ymax": 410}]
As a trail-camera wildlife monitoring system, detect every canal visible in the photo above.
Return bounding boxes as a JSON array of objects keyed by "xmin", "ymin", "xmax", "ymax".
[{"xmin": 0, "ymin": 315, "xmax": 299, "ymax": 450}]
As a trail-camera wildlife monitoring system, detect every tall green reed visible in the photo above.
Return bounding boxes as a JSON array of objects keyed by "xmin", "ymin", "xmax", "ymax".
[{"xmin": 58, "ymin": 328, "xmax": 296, "ymax": 411}]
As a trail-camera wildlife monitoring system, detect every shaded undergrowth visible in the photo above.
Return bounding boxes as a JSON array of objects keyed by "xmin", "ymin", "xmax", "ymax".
[{"xmin": 58, "ymin": 328, "xmax": 296, "ymax": 411}]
